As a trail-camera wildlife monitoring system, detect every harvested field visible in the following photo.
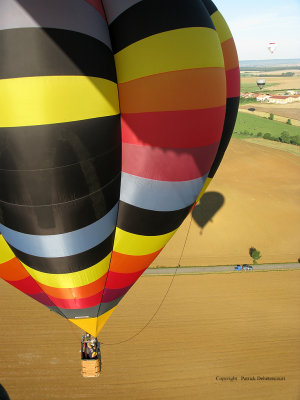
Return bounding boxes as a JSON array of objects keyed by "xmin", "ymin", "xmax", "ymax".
[
  {"xmin": 0, "ymin": 270, "xmax": 299, "ymax": 400},
  {"xmin": 242, "ymin": 137, "xmax": 300, "ymax": 157},
  {"xmin": 154, "ymin": 138, "xmax": 300, "ymax": 267},
  {"xmin": 239, "ymin": 102, "xmax": 300, "ymax": 123}
]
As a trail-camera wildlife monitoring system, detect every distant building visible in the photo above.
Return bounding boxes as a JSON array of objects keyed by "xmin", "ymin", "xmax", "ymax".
[
  {"xmin": 286, "ymin": 90, "xmax": 298, "ymax": 95},
  {"xmin": 266, "ymin": 95, "xmax": 300, "ymax": 104},
  {"xmin": 268, "ymin": 95, "xmax": 291, "ymax": 104},
  {"xmin": 256, "ymin": 94, "xmax": 270, "ymax": 102}
]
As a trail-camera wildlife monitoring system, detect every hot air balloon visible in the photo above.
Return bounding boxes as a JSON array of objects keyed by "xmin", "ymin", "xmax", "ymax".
[
  {"xmin": 256, "ymin": 78, "xmax": 266, "ymax": 90},
  {"xmin": 267, "ymin": 42, "xmax": 277, "ymax": 54},
  {"xmin": 0, "ymin": 0, "xmax": 240, "ymax": 370}
]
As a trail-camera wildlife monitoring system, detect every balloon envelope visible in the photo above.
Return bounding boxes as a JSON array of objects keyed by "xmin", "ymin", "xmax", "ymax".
[
  {"xmin": 267, "ymin": 42, "xmax": 277, "ymax": 54},
  {"xmin": 0, "ymin": 0, "xmax": 240, "ymax": 337},
  {"xmin": 256, "ymin": 79, "xmax": 266, "ymax": 90}
]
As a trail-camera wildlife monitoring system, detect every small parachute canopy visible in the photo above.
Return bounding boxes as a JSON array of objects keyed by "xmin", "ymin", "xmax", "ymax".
[
  {"xmin": 256, "ymin": 79, "xmax": 266, "ymax": 90},
  {"xmin": 267, "ymin": 42, "xmax": 277, "ymax": 54}
]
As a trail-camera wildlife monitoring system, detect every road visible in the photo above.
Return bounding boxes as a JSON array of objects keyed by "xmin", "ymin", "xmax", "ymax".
[{"xmin": 143, "ymin": 263, "xmax": 300, "ymax": 276}]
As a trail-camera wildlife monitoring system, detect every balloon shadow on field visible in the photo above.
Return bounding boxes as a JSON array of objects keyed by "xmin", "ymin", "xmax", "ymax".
[
  {"xmin": 0, "ymin": 384, "xmax": 11, "ymax": 400},
  {"xmin": 192, "ymin": 191, "xmax": 225, "ymax": 234}
]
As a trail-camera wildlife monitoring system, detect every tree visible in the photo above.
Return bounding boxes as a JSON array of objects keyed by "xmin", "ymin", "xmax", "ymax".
[
  {"xmin": 263, "ymin": 132, "xmax": 272, "ymax": 140},
  {"xmin": 286, "ymin": 118, "xmax": 292, "ymax": 125},
  {"xmin": 269, "ymin": 113, "xmax": 274, "ymax": 120},
  {"xmin": 249, "ymin": 247, "xmax": 262, "ymax": 265},
  {"xmin": 280, "ymin": 131, "xmax": 290, "ymax": 143}
]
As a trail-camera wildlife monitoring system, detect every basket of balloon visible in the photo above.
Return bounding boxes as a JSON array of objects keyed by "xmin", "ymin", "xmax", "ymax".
[{"xmin": 81, "ymin": 359, "xmax": 100, "ymax": 378}]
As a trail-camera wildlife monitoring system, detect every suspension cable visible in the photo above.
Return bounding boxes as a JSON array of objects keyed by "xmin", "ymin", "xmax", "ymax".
[{"xmin": 100, "ymin": 212, "xmax": 193, "ymax": 346}]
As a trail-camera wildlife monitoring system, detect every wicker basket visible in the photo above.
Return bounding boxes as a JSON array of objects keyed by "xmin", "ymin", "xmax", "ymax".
[{"xmin": 81, "ymin": 359, "xmax": 100, "ymax": 378}]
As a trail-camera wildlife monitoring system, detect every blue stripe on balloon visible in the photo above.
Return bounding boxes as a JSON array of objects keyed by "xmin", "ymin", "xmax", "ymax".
[
  {"xmin": 120, "ymin": 172, "xmax": 208, "ymax": 212},
  {"xmin": 0, "ymin": 203, "xmax": 118, "ymax": 258},
  {"xmin": 0, "ymin": 0, "xmax": 112, "ymax": 49}
]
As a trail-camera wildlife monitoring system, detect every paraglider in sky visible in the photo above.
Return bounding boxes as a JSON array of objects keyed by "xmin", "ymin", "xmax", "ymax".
[
  {"xmin": 267, "ymin": 42, "xmax": 277, "ymax": 54},
  {"xmin": 256, "ymin": 78, "xmax": 266, "ymax": 90},
  {"xmin": 0, "ymin": 0, "xmax": 240, "ymax": 343}
]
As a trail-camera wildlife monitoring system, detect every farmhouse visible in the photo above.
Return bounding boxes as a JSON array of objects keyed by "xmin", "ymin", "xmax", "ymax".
[
  {"xmin": 268, "ymin": 95, "xmax": 291, "ymax": 104},
  {"xmin": 256, "ymin": 94, "xmax": 300, "ymax": 104},
  {"xmin": 256, "ymin": 94, "xmax": 270, "ymax": 102}
]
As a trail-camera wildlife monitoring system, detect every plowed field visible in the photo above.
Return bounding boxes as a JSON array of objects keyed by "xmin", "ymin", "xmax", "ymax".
[{"xmin": 0, "ymin": 270, "xmax": 299, "ymax": 400}]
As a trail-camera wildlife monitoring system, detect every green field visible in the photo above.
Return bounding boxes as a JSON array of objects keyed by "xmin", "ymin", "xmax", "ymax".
[
  {"xmin": 234, "ymin": 112, "xmax": 300, "ymax": 137},
  {"xmin": 240, "ymin": 82, "xmax": 279, "ymax": 93}
]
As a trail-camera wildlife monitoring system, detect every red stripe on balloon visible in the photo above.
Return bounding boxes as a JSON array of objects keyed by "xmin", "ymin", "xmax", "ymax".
[
  {"xmin": 122, "ymin": 141, "xmax": 220, "ymax": 181},
  {"xmin": 105, "ymin": 269, "xmax": 146, "ymax": 290},
  {"xmin": 121, "ymin": 107, "xmax": 225, "ymax": 149},
  {"xmin": 226, "ymin": 67, "xmax": 240, "ymax": 98},
  {"xmin": 30, "ymin": 292, "xmax": 56, "ymax": 307},
  {"xmin": 6, "ymin": 275, "xmax": 42, "ymax": 295},
  {"xmin": 101, "ymin": 285, "xmax": 132, "ymax": 303},
  {"xmin": 47, "ymin": 291, "xmax": 103, "ymax": 309}
]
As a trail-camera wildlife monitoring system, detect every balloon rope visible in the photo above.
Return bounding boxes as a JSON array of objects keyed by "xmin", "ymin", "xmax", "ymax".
[{"xmin": 100, "ymin": 211, "xmax": 193, "ymax": 346}]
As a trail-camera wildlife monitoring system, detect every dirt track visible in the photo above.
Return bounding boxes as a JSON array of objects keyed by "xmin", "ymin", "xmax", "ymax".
[{"xmin": 0, "ymin": 270, "xmax": 299, "ymax": 400}]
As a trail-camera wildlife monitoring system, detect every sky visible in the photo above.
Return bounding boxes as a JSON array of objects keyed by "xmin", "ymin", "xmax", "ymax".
[{"xmin": 213, "ymin": 0, "xmax": 300, "ymax": 60}]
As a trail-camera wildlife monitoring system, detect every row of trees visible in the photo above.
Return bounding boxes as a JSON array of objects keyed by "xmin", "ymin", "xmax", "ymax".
[{"xmin": 234, "ymin": 130, "xmax": 300, "ymax": 146}]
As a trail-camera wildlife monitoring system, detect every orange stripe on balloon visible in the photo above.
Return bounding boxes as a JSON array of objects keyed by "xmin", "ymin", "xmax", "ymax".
[
  {"xmin": 0, "ymin": 257, "xmax": 29, "ymax": 281},
  {"xmin": 37, "ymin": 273, "xmax": 108, "ymax": 299},
  {"xmin": 118, "ymin": 68, "xmax": 226, "ymax": 114},
  {"xmin": 109, "ymin": 250, "xmax": 161, "ymax": 274},
  {"xmin": 221, "ymin": 38, "xmax": 239, "ymax": 71}
]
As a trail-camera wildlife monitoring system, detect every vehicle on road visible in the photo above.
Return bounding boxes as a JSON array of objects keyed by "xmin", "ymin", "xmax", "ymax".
[
  {"xmin": 242, "ymin": 264, "xmax": 253, "ymax": 270},
  {"xmin": 235, "ymin": 264, "xmax": 253, "ymax": 271}
]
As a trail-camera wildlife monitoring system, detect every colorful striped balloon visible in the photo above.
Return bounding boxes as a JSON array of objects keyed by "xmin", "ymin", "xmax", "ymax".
[{"xmin": 0, "ymin": 0, "xmax": 240, "ymax": 337}]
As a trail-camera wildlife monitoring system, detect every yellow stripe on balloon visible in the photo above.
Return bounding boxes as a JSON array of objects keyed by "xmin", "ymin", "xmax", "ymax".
[
  {"xmin": 0, "ymin": 76, "xmax": 119, "ymax": 127},
  {"xmin": 21, "ymin": 252, "xmax": 112, "ymax": 288},
  {"xmin": 211, "ymin": 11, "xmax": 233, "ymax": 44},
  {"xmin": 196, "ymin": 177, "xmax": 212, "ymax": 203},
  {"xmin": 0, "ymin": 235, "xmax": 15, "ymax": 263},
  {"xmin": 113, "ymin": 228, "xmax": 177, "ymax": 256},
  {"xmin": 115, "ymin": 27, "xmax": 224, "ymax": 83},
  {"xmin": 69, "ymin": 306, "xmax": 116, "ymax": 337}
]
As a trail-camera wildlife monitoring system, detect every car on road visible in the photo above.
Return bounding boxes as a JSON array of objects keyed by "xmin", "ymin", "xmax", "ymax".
[{"xmin": 242, "ymin": 264, "xmax": 253, "ymax": 270}]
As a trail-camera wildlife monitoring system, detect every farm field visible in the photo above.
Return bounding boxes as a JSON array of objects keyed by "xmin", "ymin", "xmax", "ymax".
[
  {"xmin": 239, "ymin": 102, "xmax": 300, "ymax": 123},
  {"xmin": 241, "ymin": 69, "xmax": 300, "ymax": 76},
  {"xmin": 0, "ymin": 270, "xmax": 299, "ymax": 400},
  {"xmin": 153, "ymin": 138, "xmax": 300, "ymax": 267},
  {"xmin": 241, "ymin": 75, "xmax": 300, "ymax": 91},
  {"xmin": 233, "ymin": 112, "xmax": 300, "ymax": 137}
]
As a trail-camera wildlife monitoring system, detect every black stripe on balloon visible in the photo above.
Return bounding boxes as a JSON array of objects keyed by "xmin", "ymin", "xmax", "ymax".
[
  {"xmin": 201, "ymin": 0, "xmax": 218, "ymax": 15},
  {"xmin": 117, "ymin": 201, "xmax": 191, "ymax": 236},
  {"xmin": 9, "ymin": 231, "xmax": 115, "ymax": 274},
  {"xmin": 109, "ymin": 0, "xmax": 215, "ymax": 54},
  {"xmin": 0, "ymin": 175, "xmax": 120, "ymax": 235},
  {"xmin": 0, "ymin": 28, "xmax": 116, "ymax": 81},
  {"xmin": 0, "ymin": 145, "xmax": 121, "ymax": 206},
  {"xmin": 0, "ymin": 115, "xmax": 121, "ymax": 170},
  {"xmin": 208, "ymin": 96, "xmax": 240, "ymax": 178}
]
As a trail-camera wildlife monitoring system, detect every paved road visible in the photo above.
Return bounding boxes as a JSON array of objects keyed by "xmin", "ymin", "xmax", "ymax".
[{"xmin": 143, "ymin": 263, "xmax": 300, "ymax": 276}]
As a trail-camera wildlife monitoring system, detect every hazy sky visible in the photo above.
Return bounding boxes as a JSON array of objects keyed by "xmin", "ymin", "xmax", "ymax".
[{"xmin": 213, "ymin": 0, "xmax": 300, "ymax": 60}]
